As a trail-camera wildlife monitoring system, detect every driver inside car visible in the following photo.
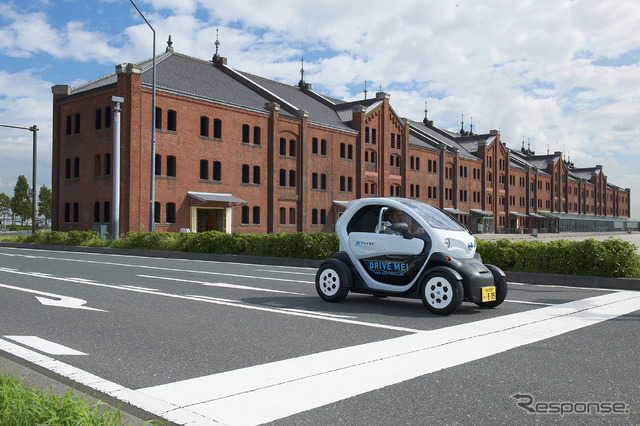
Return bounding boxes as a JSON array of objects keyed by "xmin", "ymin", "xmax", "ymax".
[{"xmin": 381, "ymin": 207, "xmax": 425, "ymax": 236}]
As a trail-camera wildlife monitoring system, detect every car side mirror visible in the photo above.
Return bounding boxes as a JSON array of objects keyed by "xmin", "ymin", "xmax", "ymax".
[{"xmin": 390, "ymin": 222, "xmax": 414, "ymax": 239}]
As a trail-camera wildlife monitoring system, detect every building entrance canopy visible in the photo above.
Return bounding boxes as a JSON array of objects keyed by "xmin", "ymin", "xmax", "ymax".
[{"xmin": 188, "ymin": 191, "xmax": 247, "ymax": 206}]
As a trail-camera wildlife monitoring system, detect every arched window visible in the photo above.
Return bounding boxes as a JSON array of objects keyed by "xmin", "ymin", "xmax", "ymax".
[
  {"xmin": 213, "ymin": 119, "xmax": 222, "ymax": 138},
  {"xmin": 200, "ymin": 117, "xmax": 209, "ymax": 137}
]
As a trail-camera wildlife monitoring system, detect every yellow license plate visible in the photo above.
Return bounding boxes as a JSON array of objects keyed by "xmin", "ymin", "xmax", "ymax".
[{"xmin": 482, "ymin": 286, "xmax": 496, "ymax": 302}]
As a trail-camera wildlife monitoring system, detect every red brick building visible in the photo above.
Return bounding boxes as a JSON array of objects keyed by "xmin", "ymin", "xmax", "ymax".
[{"xmin": 50, "ymin": 41, "xmax": 635, "ymax": 235}]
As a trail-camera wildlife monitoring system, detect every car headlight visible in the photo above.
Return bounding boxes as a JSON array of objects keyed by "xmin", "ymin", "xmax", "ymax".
[{"xmin": 444, "ymin": 238, "xmax": 450, "ymax": 248}]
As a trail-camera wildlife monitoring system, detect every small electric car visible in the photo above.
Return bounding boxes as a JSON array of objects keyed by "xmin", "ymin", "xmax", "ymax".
[{"xmin": 315, "ymin": 197, "xmax": 507, "ymax": 315}]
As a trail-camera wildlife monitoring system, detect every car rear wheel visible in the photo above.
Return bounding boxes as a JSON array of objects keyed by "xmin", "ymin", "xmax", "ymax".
[
  {"xmin": 420, "ymin": 272, "xmax": 464, "ymax": 315},
  {"xmin": 315, "ymin": 260, "xmax": 350, "ymax": 302}
]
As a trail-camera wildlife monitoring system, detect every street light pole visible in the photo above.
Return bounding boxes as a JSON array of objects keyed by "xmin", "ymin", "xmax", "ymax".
[
  {"xmin": 111, "ymin": 96, "xmax": 124, "ymax": 240},
  {"xmin": 129, "ymin": 0, "xmax": 156, "ymax": 232},
  {"xmin": 0, "ymin": 123, "xmax": 38, "ymax": 234},
  {"xmin": 31, "ymin": 125, "xmax": 37, "ymax": 234}
]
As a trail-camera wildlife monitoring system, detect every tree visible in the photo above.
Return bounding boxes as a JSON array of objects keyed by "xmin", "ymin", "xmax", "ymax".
[
  {"xmin": 38, "ymin": 185, "xmax": 52, "ymax": 227},
  {"xmin": 13, "ymin": 175, "xmax": 31, "ymax": 225},
  {"xmin": 0, "ymin": 192, "xmax": 10, "ymax": 228}
]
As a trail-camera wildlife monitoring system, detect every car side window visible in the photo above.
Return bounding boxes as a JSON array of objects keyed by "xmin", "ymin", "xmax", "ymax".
[{"xmin": 346, "ymin": 205, "xmax": 386, "ymax": 234}]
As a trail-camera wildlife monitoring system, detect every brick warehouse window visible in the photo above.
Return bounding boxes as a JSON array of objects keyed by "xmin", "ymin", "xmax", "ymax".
[
  {"xmin": 64, "ymin": 203, "xmax": 70, "ymax": 222},
  {"xmin": 212, "ymin": 161, "xmax": 221, "ymax": 181},
  {"xmin": 104, "ymin": 153, "xmax": 111, "ymax": 176},
  {"xmin": 253, "ymin": 166, "xmax": 260, "ymax": 184},
  {"xmin": 242, "ymin": 124, "xmax": 250, "ymax": 143},
  {"xmin": 167, "ymin": 110, "xmax": 177, "ymax": 131},
  {"xmin": 105, "ymin": 107, "xmax": 111, "ymax": 128},
  {"xmin": 154, "ymin": 202, "xmax": 160, "ymax": 223},
  {"xmin": 65, "ymin": 159, "xmax": 71, "ymax": 179},
  {"xmin": 252, "ymin": 206, "xmax": 260, "ymax": 224},
  {"xmin": 103, "ymin": 201, "xmax": 110, "ymax": 222},
  {"xmin": 94, "ymin": 202, "xmax": 100, "ymax": 222},
  {"xmin": 289, "ymin": 170, "xmax": 296, "ymax": 187},
  {"xmin": 73, "ymin": 157, "xmax": 80, "ymax": 178},
  {"xmin": 73, "ymin": 202, "xmax": 79, "ymax": 222},
  {"xmin": 213, "ymin": 119, "xmax": 222, "ymax": 138},
  {"xmin": 66, "ymin": 115, "xmax": 72, "ymax": 135},
  {"xmin": 279, "ymin": 169, "xmax": 286, "ymax": 186},
  {"xmin": 289, "ymin": 208, "xmax": 296, "ymax": 224},
  {"xmin": 253, "ymin": 126, "xmax": 261, "ymax": 145},
  {"xmin": 167, "ymin": 156, "xmax": 176, "ymax": 177},
  {"xmin": 241, "ymin": 206, "xmax": 249, "ymax": 224},
  {"xmin": 155, "ymin": 107, "xmax": 162, "ymax": 129},
  {"xmin": 312, "ymin": 138, "xmax": 318, "ymax": 154},
  {"xmin": 241, "ymin": 164, "xmax": 250, "ymax": 183},
  {"xmin": 200, "ymin": 117, "xmax": 209, "ymax": 137},
  {"xmin": 74, "ymin": 113, "xmax": 80, "ymax": 134},
  {"xmin": 166, "ymin": 203, "xmax": 176, "ymax": 223},
  {"xmin": 155, "ymin": 154, "xmax": 161, "ymax": 175},
  {"xmin": 289, "ymin": 139, "xmax": 296, "ymax": 157},
  {"xmin": 200, "ymin": 160, "xmax": 209, "ymax": 180},
  {"xmin": 95, "ymin": 108, "xmax": 102, "ymax": 130},
  {"xmin": 279, "ymin": 138, "xmax": 286, "ymax": 156},
  {"xmin": 321, "ymin": 139, "xmax": 327, "ymax": 155}
]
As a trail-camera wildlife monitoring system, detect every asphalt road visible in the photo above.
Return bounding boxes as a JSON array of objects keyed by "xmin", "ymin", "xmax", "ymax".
[{"xmin": 1, "ymin": 246, "xmax": 639, "ymax": 425}]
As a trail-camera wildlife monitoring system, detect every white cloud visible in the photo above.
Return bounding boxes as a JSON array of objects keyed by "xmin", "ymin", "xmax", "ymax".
[{"xmin": 1, "ymin": 0, "xmax": 640, "ymax": 216}]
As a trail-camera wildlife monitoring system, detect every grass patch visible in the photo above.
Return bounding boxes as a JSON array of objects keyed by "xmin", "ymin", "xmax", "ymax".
[{"xmin": 0, "ymin": 371, "xmax": 163, "ymax": 425}]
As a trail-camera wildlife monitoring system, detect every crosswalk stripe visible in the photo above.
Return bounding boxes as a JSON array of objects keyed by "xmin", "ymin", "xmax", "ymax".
[{"xmin": 137, "ymin": 291, "xmax": 640, "ymax": 425}]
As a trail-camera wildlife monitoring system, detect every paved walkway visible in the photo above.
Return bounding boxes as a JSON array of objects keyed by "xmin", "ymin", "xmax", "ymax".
[{"xmin": 475, "ymin": 231, "xmax": 640, "ymax": 254}]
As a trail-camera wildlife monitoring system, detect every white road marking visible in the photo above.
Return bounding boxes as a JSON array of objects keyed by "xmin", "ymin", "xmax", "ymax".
[
  {"xmin": 138, "ymin": 274, "xmax": 303, "ymax": 295},
  {"xmin": 0, "ymin": 269, "xmax": 419, "ymax": 332},
  {"xmin": 508, "ymin": 281, "xmax": 617, "ymax": 292},
  {"xmin": 121, "ymin": 285, "xmax": 160, "ymax": 292},
  {"xmin": 0, "ymin": 250, "xmax": 314, "ymax": 283},
  {"xmin": 0, "ymin": 282, "xmax": 107, "ymax": 312},
  {"xmin": 184, "ymin": 295, "xmax": 422, "ymax": 333},
  {"xmin": 504, "ymin": 299, "xmax": 553, "ymax": 306},
  {"xmin": 138, "ymin": 291, "xmax": 640, "ymax": 426},
  {"xmin": 0, "ymin": 338, "xmax": 221, "ymax": 425},
  {"xmin": 3, "ymin": 336, "xmax": 87, "ymax": 356},
  {"xmin": 255, "ymin": 269, "xmax": 315, "ymax": 276}
]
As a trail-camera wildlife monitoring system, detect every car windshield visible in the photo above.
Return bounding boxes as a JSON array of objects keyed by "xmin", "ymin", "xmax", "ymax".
[{"xmin": 397, "ymin": 199, "xmax": 468, "ymax": 232}]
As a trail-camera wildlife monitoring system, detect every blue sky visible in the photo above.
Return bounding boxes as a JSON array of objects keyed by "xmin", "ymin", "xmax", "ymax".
[{"xmin": 1, "ymin": 0, "xmax": 640, "ymax": 219}]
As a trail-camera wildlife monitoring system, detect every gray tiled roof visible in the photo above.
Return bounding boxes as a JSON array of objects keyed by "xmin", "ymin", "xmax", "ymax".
[
  {"xmin": 237, "ymin": 71, "xmax": 354, "ymax": 131},
  {"xmin": 409, "ymin": 120, "xmax": 480, "ymax": 160},
  {"xmin": 141, "ymin": 53, "xmax": 275, "ymax": 113},
  {"xmin": 571, "ymin": 167, "xmax": 600, "ymax": 180}
]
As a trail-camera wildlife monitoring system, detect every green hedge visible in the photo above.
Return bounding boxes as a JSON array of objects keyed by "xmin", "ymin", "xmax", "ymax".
[
  {"xmin": 4, "ymin": 231, "xmax": 640, "ymax": 278},
  {"xmin": 7, "ymin": 230, "xmax": 339, "ymax": 261},
  {"xmin": 476, "ymin": 238, "xmax": 640, "ymax": 278}
]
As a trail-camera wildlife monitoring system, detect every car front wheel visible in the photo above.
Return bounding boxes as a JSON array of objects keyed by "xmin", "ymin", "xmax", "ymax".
[
  {"xmin": 315, "ymin": 260, "xmax": 351, "ymax": 302},
  {"xmin": 420, "ymin": 272, "xmax": 464, "ymax": 315}
]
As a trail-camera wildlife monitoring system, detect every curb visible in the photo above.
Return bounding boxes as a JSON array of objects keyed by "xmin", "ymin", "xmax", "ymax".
[{"xmin": 2, "ymin": 241, "xmax": 639, "ymax": 291}]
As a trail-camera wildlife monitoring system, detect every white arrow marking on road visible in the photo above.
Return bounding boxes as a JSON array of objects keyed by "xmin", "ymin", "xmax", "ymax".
[
  {"xmin": 4, "ymin": 336, "xmax": 87, "ymax": 355},
  {"xmin": 35, "ymin": 295, "xmax": 106, "ymax": 311},
  {"xmin": 0, "ymin": 283, "xmax": 107, "ymax": 312}
]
